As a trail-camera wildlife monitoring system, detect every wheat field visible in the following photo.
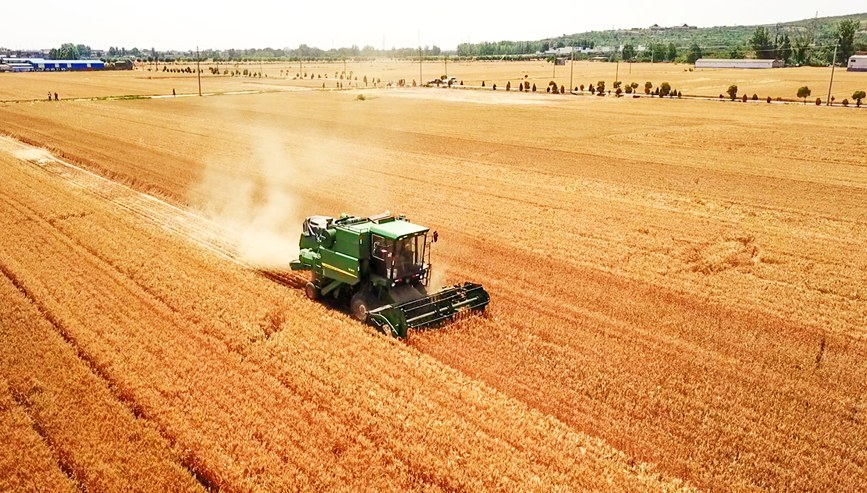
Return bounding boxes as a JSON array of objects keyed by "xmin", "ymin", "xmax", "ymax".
[{"xmin": 1, "ymin": 67, "xmax": 865, "ymax": 491}]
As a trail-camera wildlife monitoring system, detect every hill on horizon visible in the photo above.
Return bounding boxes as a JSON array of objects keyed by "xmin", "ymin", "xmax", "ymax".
[{"xmin": 457, "ymin": 12, "xmax": 867, "ymax": 62}]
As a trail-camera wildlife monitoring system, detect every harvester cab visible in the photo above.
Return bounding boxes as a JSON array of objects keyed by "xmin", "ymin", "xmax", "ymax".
[{"xmin": 290, "ymin": 212, "xmax": 489, "ymax": 338}]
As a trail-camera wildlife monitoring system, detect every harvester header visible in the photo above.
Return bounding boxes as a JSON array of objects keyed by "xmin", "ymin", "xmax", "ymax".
[{"xmin": 290, "ymin": 212, "xmax": 489, "ymax": 337}]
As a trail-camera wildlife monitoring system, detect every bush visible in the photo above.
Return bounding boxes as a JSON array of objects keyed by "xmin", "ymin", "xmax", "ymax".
[
  {"xmin": 356, "ymin": 94, "xmax": 366, "ymax": 101},
  {"xmin": 853, "ymin": 90, "xmax": 866, "ymax": 107},
  {"xmin": 580, "ymin": 84, "xmax": 585, "ymax": 91},
  {"xmin": 742, "ymin": 94, "xmax": 748, "ymax": 102},
  {"xmin": 560, "ymin": 84, "xmax": 565, "ymax": 94},
  {"xmin": 532, "ymin": 83, "xmax": 536, "ymax": 92},
  {"xmin": 660, "ymin": 82, "xmax": 671, "ymax": 97},
  {"xmin": 727, "ymin": 84, "xmax": 738, "ymax": 100},
  {"xmin": 644, "ymin": 81, "xmax": 652, "ymax": 94},
  {"xmin": 797, "ymin": 86, "xmax": 811, "ymax": 103},
  {"xmin": 815, "ymin": 97, "xmax": 822, "ymax": 105},
  {"xmin": 767, "ymin": 96, "xmax": 772, "ymax": 103},
  {"xmin": 752, "ymin": 94, "xmax": 758, "ymax": 101},
  {"xmin": 842, "ymin": 98, "xmax": 849, "ymax": 107}
]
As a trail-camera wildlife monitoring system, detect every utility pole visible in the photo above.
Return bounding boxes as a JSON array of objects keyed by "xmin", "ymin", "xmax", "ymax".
[
  {"xmin": 418, "ymin": 31, "xmax": 422, "ymax": 85},
  {"xmin": 196, "ymin": 46, "xmax": 202, "ymax": 96},
  {"xmin": 615, "ymin": 60, "xmax": 619, "ymax": 83},
  {"xmin": 444, "ymin": 54, "xmax": 447, "ymax": 78},
  {"xmin": 569, "ymin": 47, "xmax": 574, "ymax": 94},
  {"xmin": 827, "ymin": 37, "xmax": 840, "ymax": 106}
]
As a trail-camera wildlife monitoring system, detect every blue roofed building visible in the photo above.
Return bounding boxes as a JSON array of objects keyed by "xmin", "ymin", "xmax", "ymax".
[{"xmin": 0, "ymin": 57, "xmax": 105, "ymax": 71}]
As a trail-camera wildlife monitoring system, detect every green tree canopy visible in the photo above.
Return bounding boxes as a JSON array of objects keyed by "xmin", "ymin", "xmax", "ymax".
[
  {"xmin": 686, "ymin": 43, "xmax": 703, "ymax": 64},
  {"xmin": 666, "ymin": 43, "xmax": 677, "ymax": 62},
  {"xmin": 751, "ymin": 27, "xmax": 775, "ymax": 59},
  {"xmin": 837, "ymin": 19, "xmax": 859, "ymax": 64}
]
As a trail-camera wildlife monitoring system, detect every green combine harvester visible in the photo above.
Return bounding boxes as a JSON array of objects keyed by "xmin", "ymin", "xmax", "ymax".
[{"xmin": 289, "ymin": 212, "xmax": 489, "ymax": 338}]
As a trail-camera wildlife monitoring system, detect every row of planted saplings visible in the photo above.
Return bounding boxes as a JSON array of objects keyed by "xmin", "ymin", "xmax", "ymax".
[{"xmin": 719, "ymin": 85, "xmax": 866, "ymax": 106}]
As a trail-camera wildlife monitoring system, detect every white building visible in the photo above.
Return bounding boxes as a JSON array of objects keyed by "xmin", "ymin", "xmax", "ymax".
[
  {"xmin": 848, "ymin": 55, "xmax": 867, "ymax": 72},
  {"xmin": 695, "ymin": 58, "xmax": 784, "ymax": 69}
]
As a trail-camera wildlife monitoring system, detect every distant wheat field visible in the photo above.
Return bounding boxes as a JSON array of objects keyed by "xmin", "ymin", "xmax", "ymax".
[
  {"xmin": 1, "ymin": 59, "xmax": 866, "ymax": 102},
  {"xmin": 1, "ymin": 75, "xmax": 865, "ymax": 492}
]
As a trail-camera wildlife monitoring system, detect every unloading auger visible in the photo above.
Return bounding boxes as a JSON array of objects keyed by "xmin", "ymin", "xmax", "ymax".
[{"xmin": 289, "ymin": 212, "xmax": 489, "ymax": 338}]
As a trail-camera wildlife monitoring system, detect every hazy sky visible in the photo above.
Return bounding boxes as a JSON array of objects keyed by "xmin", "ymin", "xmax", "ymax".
[{"xmin": 2, "ymin": 1, "xmax": 864, "ymax": 51}]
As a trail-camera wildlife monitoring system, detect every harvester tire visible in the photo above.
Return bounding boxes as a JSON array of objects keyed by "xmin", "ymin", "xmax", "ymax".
[
  {"xmin": 305, "ymin": 282, "xmax": 319, "ymax": 301},
  {"xmin": 350, "ymin": 292, "xmax": 373, "ymax": 322}
]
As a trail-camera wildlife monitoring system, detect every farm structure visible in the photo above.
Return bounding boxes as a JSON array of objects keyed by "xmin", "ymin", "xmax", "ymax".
[
  {"xmin": 0, "ymin": 57, "xmax": 105, "ymax": 71},
  {"xmin": 848, "ymin": 55, "xmax": 867, "ymax": 71},
  {"xmin": 695, "ymin": 58, "xmax": 785, "ymax": 69}
]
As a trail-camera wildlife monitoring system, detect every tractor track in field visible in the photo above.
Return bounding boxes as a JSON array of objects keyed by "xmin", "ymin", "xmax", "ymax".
[{"xmin": 0, "ymin": 134, "xmax": 310, "ymax": 290}]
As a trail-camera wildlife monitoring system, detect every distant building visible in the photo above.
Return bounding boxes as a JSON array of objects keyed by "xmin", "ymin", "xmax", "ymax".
[
  {"xmin": 0, "ymin": 57, "xmax": 105, "ymax": 71},
  {"xmin": 848, "ymin": 55, "xmax": 867, "ymax": 72},
  {"xmin": 8, "ymin": 63, "xmax": 34, "ymax": 72},
  {"xmin": 695, "ymin": 58, "xmax": 784, "ymax": 69}
]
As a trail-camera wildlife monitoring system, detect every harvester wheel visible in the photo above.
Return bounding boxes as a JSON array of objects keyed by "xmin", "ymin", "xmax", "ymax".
[
  {"xmin": 304, "ymin": 282, "xmax": 319, "ymax": 301},
  {"xmin": 350, "ymin": 292, "xmax": 373, "ymax": 322}
]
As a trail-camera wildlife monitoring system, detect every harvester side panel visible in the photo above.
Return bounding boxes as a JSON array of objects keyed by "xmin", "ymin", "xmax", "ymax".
[
  {"xmin": 334, "ymin": 228, "xmax": 369, "ymax": 260},
  {"xmin": 319, "ymin": 249, "xmax": 361, "ymax": 285}
]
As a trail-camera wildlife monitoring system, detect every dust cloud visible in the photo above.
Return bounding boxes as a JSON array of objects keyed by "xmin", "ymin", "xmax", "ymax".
[
  {"xmin": 192, "ymin": 129, "xmax": 302, "ymax": 270},
  {"xmin": 13, "ymin": 148, "xmax": 52, "ymax": 164}
]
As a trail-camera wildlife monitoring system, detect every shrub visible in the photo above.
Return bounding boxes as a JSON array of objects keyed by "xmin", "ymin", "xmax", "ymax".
[
  {"xmin": 727, "ymin": 84, "xmax": 738, "ymax": 100},
  {"xmin": 492, "ymin": 83, "xmax": 497, "ymax": 90},
  {"xmin": 767, "ymin": 96, "xmax": 772, "ymax": 103},
  {"xmin": 853, "ymin": 90, "xmax": 865, "ymax": 107},
  {"xmin": 644, "ymin": 81, "xmax": 652, "ymax": 95},
  {"xmin": 842, "ymin": 98, "xmax": 849, "ymax": 107},
  {"xmin": 560, "ymin": 84, "xmax": 565, "ymax": 94},
  {"xmin": 752, "ymin": 94, "xmax": 758, "ymax": 101},
  {"xmin": 815, "ymin": 97, "xmax": 822, "ymax": 105},
  {"xmin": 356, "ymin": 94, "xmax": 366, "ymax": 101},
  {"xmin": 506, "ymin": 81, "xmax": 511, "ymax": 91},
  {"xmin": 742, "ymin": 94, "xmax": 748, "ymax": 102},
  {"xmin": 580, "ymin": 84, "xmax": 585, "ymax": 91},
  {"xmin": 532, "ymin": 83, "xmax": 536, "ymax": 92},
  {"xmin": 797, "ymin": 86, "xmax": 811, "ymax": 103},
  {"xmin": 660, "ymin": 82, "xmax": 671, "ymax": 96}
]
